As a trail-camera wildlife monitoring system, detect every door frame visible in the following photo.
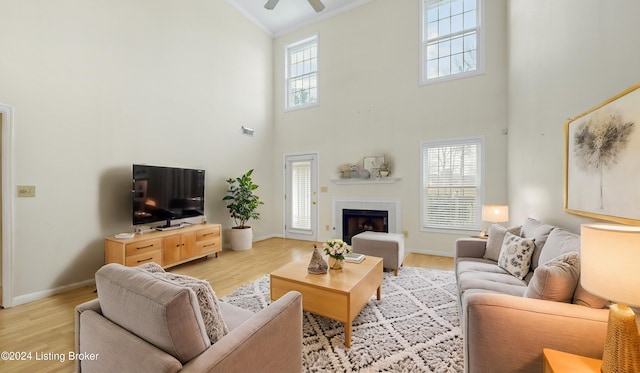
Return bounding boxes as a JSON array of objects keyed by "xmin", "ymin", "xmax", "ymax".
[
  {"xmin": 0, "ymin": 103, "xmax": 14, "ymax": 308},
  {"xmin": 283, "ymin": 152, "xmax": 319, "ymax": 242}
]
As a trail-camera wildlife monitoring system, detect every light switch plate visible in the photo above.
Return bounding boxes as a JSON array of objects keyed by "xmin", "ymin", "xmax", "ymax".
[{"xmin": 18, "ymin": 185, "xmax": 36, "ymax": 197}]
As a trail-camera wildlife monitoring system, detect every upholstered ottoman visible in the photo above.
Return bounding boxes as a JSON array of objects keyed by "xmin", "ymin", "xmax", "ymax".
[{"xmin": 351, "ymin": 231, "xmax": 405, "ymax": 275}]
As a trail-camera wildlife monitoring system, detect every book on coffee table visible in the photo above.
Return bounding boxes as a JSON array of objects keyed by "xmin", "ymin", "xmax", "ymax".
[{"xmin": 344, "ymin": 253, "xmax": 365, "ymax": 263}]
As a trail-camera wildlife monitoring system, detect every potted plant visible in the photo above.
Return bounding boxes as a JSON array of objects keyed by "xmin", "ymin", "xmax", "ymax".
[{"xmin": 223, "ymin": 169, "xmax": 264, "ymax": 250}]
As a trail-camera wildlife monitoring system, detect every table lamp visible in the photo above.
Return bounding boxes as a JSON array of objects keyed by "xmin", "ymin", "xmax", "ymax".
[
  {"xmin": 480, "ymin": 205, "xmax": 509, "ymax": 237},
  {"xmin": 581, "ymin": 223, "xmax": 640, "ymax": 373}
]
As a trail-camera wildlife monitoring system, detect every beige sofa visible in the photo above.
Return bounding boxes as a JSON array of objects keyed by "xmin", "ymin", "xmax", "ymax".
[
  {"xmin": 455, "ymin": 218, "xmax": 610, "ymax": 373},
  {"xmin": 75, "ymin": 263, "xmax": 303, "ymax": 373}
]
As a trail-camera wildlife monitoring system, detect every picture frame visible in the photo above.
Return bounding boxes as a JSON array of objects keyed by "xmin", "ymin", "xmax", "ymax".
[
  {"xmin": 363, "ymin": 156, "xmax": 385, "ymax": 174},
  {"xmin": 564, "ymin": 83, "xmax": 640, "ymax": 225}
]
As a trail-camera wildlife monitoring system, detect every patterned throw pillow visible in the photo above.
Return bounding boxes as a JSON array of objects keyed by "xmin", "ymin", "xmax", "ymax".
[
  {"xmin": 137, "ymin": 261, "xmax": 165, "ymax": 273},
  {"xmin": 138, "ymin": 263, "xmax": 229, "ymax": 344},
  {"xmin": 498, "ymin": 232, "xmax": 536, "ymax": 280}
]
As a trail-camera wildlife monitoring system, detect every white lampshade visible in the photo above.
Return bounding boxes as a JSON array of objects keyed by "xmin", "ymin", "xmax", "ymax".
[
  {"xmin": 481, "ymin": 205, "xmax": 509, "ymax": 223},
  {"xmin": 581, "ymin": 223, "xmax": 640, "ymax": 308}
]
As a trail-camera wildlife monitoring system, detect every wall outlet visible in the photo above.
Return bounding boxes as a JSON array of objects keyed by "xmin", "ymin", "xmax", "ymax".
[
  {"xmin": 325, "ymin": 224, "xmax": 330, "ymax": 231},
  {"xmin": 320, "ymin": 186, "xmax": 328, "ymax": 193},
  {"xmin": 403, "ymin": 230, "xmax": 409, "ymax": 238},
  {"xmin": 18, "ymin": 185, "xmax": 36, "ymax": 197}
]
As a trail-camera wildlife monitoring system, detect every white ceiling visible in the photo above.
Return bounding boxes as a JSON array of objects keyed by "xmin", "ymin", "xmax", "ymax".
[{"xmin": 227, "ymin": 0, "xmax": 372, "ymax": 37}]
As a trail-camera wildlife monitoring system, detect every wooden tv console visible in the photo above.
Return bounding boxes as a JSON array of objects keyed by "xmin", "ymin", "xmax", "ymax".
[{"xmin": 104, "ymin": 223, "xmax": 221, "ymax": 268}]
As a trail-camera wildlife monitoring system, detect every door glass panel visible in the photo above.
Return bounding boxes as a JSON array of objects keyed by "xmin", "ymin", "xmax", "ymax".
[{"xmin": 291, "ymin": 161, "xmax": 311, "ymax": 230}]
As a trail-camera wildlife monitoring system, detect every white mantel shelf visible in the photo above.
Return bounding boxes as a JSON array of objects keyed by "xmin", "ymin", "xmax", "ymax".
[{"xmin": 331, "ymin": 177, "xmax": 400, "ymax": 185}]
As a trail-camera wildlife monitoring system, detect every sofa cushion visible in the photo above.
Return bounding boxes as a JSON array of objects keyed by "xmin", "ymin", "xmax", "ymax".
[
  {"xmin": 139, "ymin": 263, "xmax": 228, "ymax": 344},
  {"xmin": 498, "ymin": 232, "xmax": 536, "ymax": 280},
  {"xmin": 95, "ymin": 263, "xmax": 211, "ymax": 364},
  {"xmin": 538, "ymin": 228, "xmax": 580, "ymax": 266},
  {"xmin": 521, "ymin": 218, "xmax": 555, "ymax": 270},
  {"xmin": 484, "ymin": 224, "xmax": 522, "ymax": 261},
  {"xmin": 524, "ymin": 252, "xmax": 580, "ymax": 303},
  {"xmin": 532, "ymin": 228, "xmax": 608, "ymax": 308},
  {"xmin": 458, "ymin": 259, "xmax": 515, "ymax": 275},
  {"xmin": 458, "ymin": 269, "xmax": 528, "ymax": 297},
  {"xmin": 218, "ymin": 302, "xmax": 255, "ymax": 331}
]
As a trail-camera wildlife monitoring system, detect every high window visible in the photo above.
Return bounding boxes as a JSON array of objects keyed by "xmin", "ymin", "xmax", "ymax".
[
  {"xmin": 285, "ymin": 35, "xmax": 318, "ymax": 111},
  {"xmin": 421, "ymin": 137, "xmax": 483, "ymax": 232},
  {"xmin": 420, "ymin": 0, "xmax": 483, "ymax": 84}
]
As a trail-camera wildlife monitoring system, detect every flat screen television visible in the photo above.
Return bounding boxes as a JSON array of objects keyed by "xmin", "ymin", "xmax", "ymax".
[{"xmin": 132, "ymin": 164, "xmax": 205, "ymax": 227}]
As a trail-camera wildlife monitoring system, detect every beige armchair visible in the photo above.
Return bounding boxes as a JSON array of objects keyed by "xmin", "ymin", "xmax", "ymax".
[{"xmin": 75, "ymin": 264, "xmax": 303, "ymax": 372}]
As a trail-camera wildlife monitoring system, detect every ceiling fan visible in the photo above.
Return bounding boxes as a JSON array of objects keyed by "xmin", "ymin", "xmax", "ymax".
[{"xmin": 264, "ymin": 0, "xmax": 326, "ymax": 13}]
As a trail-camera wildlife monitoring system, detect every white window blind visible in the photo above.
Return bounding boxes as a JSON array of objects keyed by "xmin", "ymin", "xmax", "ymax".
[
  {"xmin": 421, "ymin": 0, "xmax": 483, "ymax": 84},
  {"xmin": 286, "ymin": 35, "xmax": 318, "ymax": 110},
  {"xmin": 421, "ymin": 137, "xmax": 482, "ymax": 231},
  {"xmin": 291, "ymin": 160, "xmax": 311, "ymax": 230}
]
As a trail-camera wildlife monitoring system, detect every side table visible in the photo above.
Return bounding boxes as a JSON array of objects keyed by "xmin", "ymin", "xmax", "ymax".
[
  {"xmin": 470, "ymin": 235, "xmax": 488, "ymax": 239},
  {"xmin": 543, "ymin": 348, "xmax": 602, "ymax": 373}
]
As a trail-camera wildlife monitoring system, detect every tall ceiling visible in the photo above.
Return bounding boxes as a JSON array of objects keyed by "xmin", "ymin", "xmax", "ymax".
[{"xmin": 227, "ymin": 0, "xmax": 372, "ymax": 37}]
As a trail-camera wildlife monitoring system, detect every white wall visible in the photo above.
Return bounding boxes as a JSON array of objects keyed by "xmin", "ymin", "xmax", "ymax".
[
  {"xmin": 9, "ymin": 0, "xmax": 626, "ymax": 304},
  {"xmin": 272, "ymin": 0, "xmax": 509, "ymax": 255},
  {"xmin": 507, "ymin": 0, "xmax": 640, "ymax": 233},
  {"xmin": 0, "ymin": 0, "xmax": 274, "ymax": 304}
]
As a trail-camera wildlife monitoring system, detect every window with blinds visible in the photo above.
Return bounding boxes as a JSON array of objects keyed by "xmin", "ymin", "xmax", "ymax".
[
  {"xmin": 421, "ymin": 137, "xmax": 483, "ymax": 232},
  {"xmin": 285, "ymin": 35, "xmax": 318, "ymax": 111},
  {"xmin": 291, "ymin": 160, "xmax": 311, "ymax": 230}
]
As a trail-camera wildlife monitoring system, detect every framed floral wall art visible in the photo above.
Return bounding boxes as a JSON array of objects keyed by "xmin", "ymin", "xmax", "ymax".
[{"xmin": 564, "ymin": 83, "xmax": 640, "ymax": 225}]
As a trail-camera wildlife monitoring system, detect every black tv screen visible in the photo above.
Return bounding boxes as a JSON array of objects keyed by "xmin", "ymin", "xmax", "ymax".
[{"xmin": 132, "ymin": 164, "xmax": 205, "ymax": 226}]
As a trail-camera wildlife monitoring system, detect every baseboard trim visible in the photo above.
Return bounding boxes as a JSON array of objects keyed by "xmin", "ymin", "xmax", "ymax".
[
  {"xmin": 222, "ymin": 233, "xmax": 284, "ymax": 250},
  {"xmin": 405, "ymin": 248, "xmax": 454, "ymax": 258},
  {"xmin": 254, "ymin": 233, "xmax": 283, "ymax": 241},
  {"xmin": 11, "ymin": 278, "xmax": 95, "ymax": 307},
  {"xmin": 8, "ymin": 238, "xmax": 448, "ymax": 307}
]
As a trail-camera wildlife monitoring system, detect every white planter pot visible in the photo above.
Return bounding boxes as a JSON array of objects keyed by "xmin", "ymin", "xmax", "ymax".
[{"xmin": 229, "ymin": 227, "xmax": 253, "ymax": 251}]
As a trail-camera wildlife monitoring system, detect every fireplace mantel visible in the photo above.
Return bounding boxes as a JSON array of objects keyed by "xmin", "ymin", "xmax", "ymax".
[{"xmin": 331, "ymin": 177, "xmax": 400, "ymax": 185}]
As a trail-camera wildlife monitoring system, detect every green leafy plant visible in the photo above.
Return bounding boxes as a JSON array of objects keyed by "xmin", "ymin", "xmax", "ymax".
[{"xmin": 223, "ymin": 169, "xmax": 264, "ymax": 229}]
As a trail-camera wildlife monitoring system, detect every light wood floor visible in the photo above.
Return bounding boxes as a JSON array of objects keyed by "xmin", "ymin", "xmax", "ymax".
[{"xmin": 0, "ymin": 238, "xmax": 453, "ymax": 373}]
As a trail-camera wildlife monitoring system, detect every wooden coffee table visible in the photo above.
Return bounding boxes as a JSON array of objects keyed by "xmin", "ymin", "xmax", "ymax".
[{"xmin": 270, "ymin": 255, "xmax": 383, "ymax": 347}]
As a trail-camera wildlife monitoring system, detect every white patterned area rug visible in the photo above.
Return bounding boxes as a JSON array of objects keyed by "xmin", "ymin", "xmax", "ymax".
[{"xmin": 221, "ymin": 266, "xmax": 463, "ymax": 372}]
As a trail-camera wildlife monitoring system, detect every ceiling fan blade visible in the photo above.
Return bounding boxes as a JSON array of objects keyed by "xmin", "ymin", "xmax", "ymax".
[
  {"xmin": 308, "ymin": 0, "xmax": 325, "ymax": 13},
  {"xmin": 264, "ymin": 0, "xmax": 279, "ymax": 10}
]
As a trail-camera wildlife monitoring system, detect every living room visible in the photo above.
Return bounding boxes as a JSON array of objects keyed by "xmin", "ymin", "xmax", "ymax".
[{"xmin": 0, "ymin": 0, "xmax": 639, "ymax": 371}]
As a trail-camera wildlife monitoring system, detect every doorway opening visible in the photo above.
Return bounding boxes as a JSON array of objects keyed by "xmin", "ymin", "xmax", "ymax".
[{"xmin": 284, "ymin": 153, "xmax": 319, "ymax": 241}]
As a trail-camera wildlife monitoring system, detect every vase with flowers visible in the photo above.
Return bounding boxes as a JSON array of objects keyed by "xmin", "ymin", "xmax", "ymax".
[{"xmin": 323, "ymin": 238, "xmax": 352, "ymax": 270}]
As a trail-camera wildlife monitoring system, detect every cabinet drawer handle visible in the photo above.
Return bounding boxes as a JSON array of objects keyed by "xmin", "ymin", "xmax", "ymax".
[
  {"xmin": 137, "ymin": 258, "xmax": 153, "ymax": 263},
  {"xmin": 202, "ymin": 232, "xmax": 215, "ymax": 237},
  {"xmin": 203, "ymin": 243, "xmax": 216, "ymax": 248},
  {"xmin": 137, "ymin": 244, "xmax": 154, "ymax": 250}
]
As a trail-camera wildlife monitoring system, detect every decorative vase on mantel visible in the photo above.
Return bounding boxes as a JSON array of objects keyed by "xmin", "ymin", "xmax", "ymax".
[{"xmin": 328, "ymin": 256, "xmax": 345, "ymax": 270}]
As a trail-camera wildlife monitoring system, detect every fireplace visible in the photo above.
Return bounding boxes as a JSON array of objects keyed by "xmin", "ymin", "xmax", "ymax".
[
  {"xmin": 342, "ymin": 209, "xmax": 389, "ymax": 244},
  {"xmin": 332, "ymin": 198, "xmax": 400, "ymax": 243}
]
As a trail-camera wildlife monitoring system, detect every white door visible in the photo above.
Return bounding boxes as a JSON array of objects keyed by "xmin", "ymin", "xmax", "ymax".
[{"xmin": 284, "ymin": 153, "xmax": 318, "ymax": 241}]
